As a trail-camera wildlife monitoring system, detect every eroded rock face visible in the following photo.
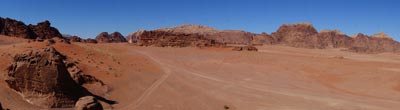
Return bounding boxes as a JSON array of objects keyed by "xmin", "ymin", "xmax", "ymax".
[
  {"xmin": 347, "ymin": 33, "xmax": 400, "ymax": 53},
  {"xmin": 5, "ymin": 47, "xmax": 88, "ymax": 108},
  {"xmin": 207, "ymin": 30, "xmax": 254, "ymax": 44},
  {"xmin": 28, "ymin": 21, "xmax": 63, "ymax": 39},
  {"xmin": 95, "ymin": 32, "xmax": 127, "ymax": 43},
  {"xmin": 0, "ymin": 17, "xmax": 36, "ymax": 39},
  {"xmin": 314, "ymin": 30, "xmax": 352, "ymax": 48},
  {"xmin": 268, "ymin": 23, "xmax": 400, "ymax": 53},
  {"xmin": 0, "ymin": 17, "xmax": 62, "ymax": 39},
  {"xmin": 252, "ymin": 32, "xmax": 273, "ymax": 45},
  {"xmin": 130, "ymin": 30, "xmax": 223, "ymax": 47},
  {"xmin": 271, "ymin": 23, "xmax": 318, "ymax": 48},
  {"xmin": 154, "ymin": 24, "xmax": 253, "ymax": 45},
  {"xmin": 75, "ymin": 96, "xmax": 103, "ymax": 110}
]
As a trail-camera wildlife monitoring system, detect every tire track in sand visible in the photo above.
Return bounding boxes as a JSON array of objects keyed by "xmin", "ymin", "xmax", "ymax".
[{"xmin": 125, "ymin": 51, "xmax": 172, "ymax": 110}]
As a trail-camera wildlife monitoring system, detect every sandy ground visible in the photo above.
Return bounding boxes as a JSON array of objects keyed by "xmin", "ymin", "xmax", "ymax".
[{"xmin": 1, "ymin": 35, "xmax": 400, "ymax": 110}]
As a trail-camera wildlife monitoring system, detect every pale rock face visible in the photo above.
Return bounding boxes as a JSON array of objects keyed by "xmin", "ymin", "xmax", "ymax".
[
  {"xmin": 75, "ymin": 96, "xmax": 103, "ymax": 110},
  {"xmin": 371, "ymin": 32, "xmax": 392, "ymax": 39}
]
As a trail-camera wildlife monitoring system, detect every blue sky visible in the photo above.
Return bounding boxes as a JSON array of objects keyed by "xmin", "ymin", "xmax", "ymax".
[{"xmin": 1, "ymin": 0, "xmax": 399, "ymax": 41}]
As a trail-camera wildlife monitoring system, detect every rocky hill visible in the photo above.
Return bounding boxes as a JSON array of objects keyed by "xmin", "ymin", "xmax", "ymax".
[
  {"xmin": 95, "ymin": 32, "xmax": 127, "ymax": 43},
  {"xmin": 268, "ymin": 23, "xmax": 400, "ymax": 53},
  {"xmin": 127, "ymin": 30, "xmax": 223, "ymax": 47},
  {"xmin": 0, "ymin": 17, "xmax": 62, "ymax": 39},
  {"xmin": 127, "ymin": 24, "xmax": 256, "ymax": 45}
]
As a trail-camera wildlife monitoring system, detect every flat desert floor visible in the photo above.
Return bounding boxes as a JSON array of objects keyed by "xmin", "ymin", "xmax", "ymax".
[{"xmin": 1, "ymin": 36, "xmax": 400, "ymax": 110}]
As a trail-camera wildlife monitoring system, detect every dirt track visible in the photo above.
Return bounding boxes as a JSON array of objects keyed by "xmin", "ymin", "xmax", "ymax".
[{"xmin": 1, "ymin": 36, "xmax": 400, "ymax": 110}]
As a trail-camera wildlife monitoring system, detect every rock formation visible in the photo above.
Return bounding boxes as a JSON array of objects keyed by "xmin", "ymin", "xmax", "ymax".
[
  {"xmin": 82, "ymin": 38, "xmax": 98, "ymax": 43},
  {"xmin": 232, "ymin": 46, "xmax": 258, "ymax": 51},
  {"xmin": 371, "ymin": 32, "xmax": 392, "ymax": 39},
  {"xmin": 268, "ymin": 23, "xmax": 400, "ymax": 53},
  {"xmin": 0, "ymin": 17, "xmax": 62, "ymax": 39},
  {"xmin": 154, "ymin": 24, "xmax": 253, "ymax": 44},
  {"xmin": 0, "ymin": 17, "xmax": 36, "ymax": 39},
  {"xmin": 207, "ymin": 30, "xmax": 254, "ymax": 44},
  {"xmin": 157, "ymin": 24, "xmax": 219, "ymax": 35},
  {"xmin": 5, "ymin": 47, "xmax": 88, "ymax": 108},
  {"xmin": 95, "ymin": 32, "xmax": 127, "ymax": 43},
  {"xmin": 347, "ymin": 33, "xmax": 400, "ymax": 53},
  {"xmin": 252, "ymin": 32, "xmax": 274, "ymax": 45},
  {"xmin": 69, "ymin": 36, "xmax": 82, "ymax": 42},
  {"xmin": 75, "ymin": 96, "xmax": 103, "ymax": 110},
  {"xmin": 28, "ymin": 20, "xmax": 63, "ymax": 39},
  {"xmin": 129, "ymin": 30, "xmax": 223, "ymax": 47},
  {"xmin": 314, "ymin": 30, "xmax": 352, "ymax": 48},
  {"xmin": 271, "ymin": 23, "xmax": 319, "ymax": 48}
]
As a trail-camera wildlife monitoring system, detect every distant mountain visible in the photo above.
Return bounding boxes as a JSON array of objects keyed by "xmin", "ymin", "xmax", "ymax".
[
  {"xmin": 128, "ymin": 23, "xmax": 400, "ymax": 53},
  {"xmin": 269, "ymin": 23, "xmax": 400, "ymax": 53},
  {"xmin": 128, "ymin": 24, "xmax": 256, "ymax": 45}
]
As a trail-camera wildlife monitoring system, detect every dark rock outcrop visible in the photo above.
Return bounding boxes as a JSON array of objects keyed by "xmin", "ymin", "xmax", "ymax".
[
  {"xmin": 0, "ymin": 17, "xmax": 36, "ymax": 39},
  {"xmin": 82, "ymin": 38, "xmax": 98, "ymax": 43},
  {"xmin": 95, "ymin": 32, "xmax": 127, "ymax": 43},
  {"xmin": 5, "ymin": 47, "xmax": 88, "ymax": 108},
  {"xmin": 28, "ymin": 20, "xmax": 63, "ymax": 39},
  {"xmin": 75, "ymin": 96, "xmax": 103, "ymax": 110},
  {"xmin": 0, "ymin": 17, "xmax": 62, "ymax": 39},
  {"xmin": 69, "ymin": 36, "xmax": 82, "ymax": 42},
  {"xmin": 232, "ymin": 46, "xmax": 258, "ymax": 51}
]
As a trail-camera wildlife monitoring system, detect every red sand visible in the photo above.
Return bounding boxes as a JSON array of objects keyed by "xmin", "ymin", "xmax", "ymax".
[{"xmin": 1, "ymin": 35, "xmax": 400, "ymax": 110}]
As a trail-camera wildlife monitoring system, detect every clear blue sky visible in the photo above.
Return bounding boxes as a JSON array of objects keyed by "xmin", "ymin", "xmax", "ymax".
[{"xmin": 1, "ymin": 0, "xmax": 399, "ymax": 41}]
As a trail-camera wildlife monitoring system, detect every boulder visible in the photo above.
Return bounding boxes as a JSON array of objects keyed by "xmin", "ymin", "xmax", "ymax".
[
  {"xmin": 5, "ymin": 47, "xmax": 88, "ymax": 108},
  {"xmin": 75, "ymin": 96, "xmax": 103, "ymax": 110},
  {"xmin": 232, "ymin": 46, "xmax": 258, "ymax": 51}
]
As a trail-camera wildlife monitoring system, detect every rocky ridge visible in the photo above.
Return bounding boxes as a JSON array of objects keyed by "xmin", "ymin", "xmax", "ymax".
[{"xmin": 0, "ymin": 17, "xmax": 62, "ymax": 39}]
